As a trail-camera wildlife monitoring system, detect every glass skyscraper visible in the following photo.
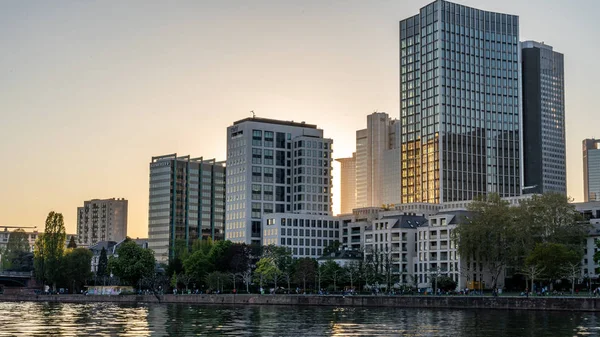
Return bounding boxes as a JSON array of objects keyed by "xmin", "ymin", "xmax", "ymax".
[
  {"xmin": 148, "ymin": 154, "xmax": 226, "ymax": 263},
  {"xmin": 522, "ymin": 41, "xmax": 566, "ymax": 195},
  {"xmin": 399, "ymin": 0, "xmax": 522, "ymax": 203}
]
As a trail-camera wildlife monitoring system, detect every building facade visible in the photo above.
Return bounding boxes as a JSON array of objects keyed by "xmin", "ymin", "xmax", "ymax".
[
  {"xmin": 336, "ymin": 154, "xmax": 357, "ymax": 214},
  {"xmin": 77, "ymin": 198, "xmax": 128, "ymax": 247},
  {"xmin": 262, "ymin": 213, "xmax": 341, "ymax": 259},
  {"xmin": 522, "ymin": 41, "xmax": 566, "ymax": 195},
  {"xmin": 355, "ymin": 112, "xmax": 400, "ymax": 208},
  {"xmin": 399, "ymin": 0, "xmax": 522, "ymax": 204},
  {"xmin": 225, "ymin": 117, "xmax": 333, "ymax": 245},
  {"xmin": 148, "ymin": 154, "xmax": 226, "ymax": 263},
  {"xmin": 583, "ymin": 139, "xmax": 600, "ymax": 202}
]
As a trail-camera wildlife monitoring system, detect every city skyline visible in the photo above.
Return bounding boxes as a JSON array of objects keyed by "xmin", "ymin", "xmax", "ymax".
[{"xmin": 1, "ymin": 0, "xmax": 599, "ymax": 238}]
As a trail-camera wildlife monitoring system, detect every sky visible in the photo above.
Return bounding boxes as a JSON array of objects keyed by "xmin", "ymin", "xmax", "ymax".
[{"xmin": 1, "ymin": 0, "xmax": 598, "ymax": 238}]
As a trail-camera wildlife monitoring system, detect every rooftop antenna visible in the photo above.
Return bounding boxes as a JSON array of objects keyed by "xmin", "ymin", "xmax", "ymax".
[{"xmin": 251, "ymin": 110, "xmax": 256, "ymax": 118}]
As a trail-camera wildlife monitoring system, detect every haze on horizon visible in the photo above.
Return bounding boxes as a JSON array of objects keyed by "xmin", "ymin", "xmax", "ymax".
[{"xmin": 1, "ymin": 0, "xmax": 598, "ymax": 238}]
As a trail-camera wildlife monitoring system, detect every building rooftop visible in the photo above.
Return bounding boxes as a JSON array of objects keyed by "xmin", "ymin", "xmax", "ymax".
[
  {"xmin": 233, "ymin": 117, "xmax": 317, "ymax": 129},
  {"xmin": 318, "ymin": 249, "xmax": 363, "ymax": 261}
]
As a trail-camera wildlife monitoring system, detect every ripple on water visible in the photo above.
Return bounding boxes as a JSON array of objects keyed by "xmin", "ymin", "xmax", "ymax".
[{"xmin": 0, "ymin": 301, "xmax": 598, "ymax": 336}]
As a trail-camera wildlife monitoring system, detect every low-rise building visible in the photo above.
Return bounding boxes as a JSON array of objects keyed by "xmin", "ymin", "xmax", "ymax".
[{"xmin": 262, "ymin": 213, "xmax": 341, "ymax": 259}]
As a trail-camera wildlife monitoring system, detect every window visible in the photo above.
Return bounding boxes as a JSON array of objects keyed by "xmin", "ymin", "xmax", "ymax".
[{"xmin": 252, "ymin": 130, "xmax": 262, "ymax": 146}]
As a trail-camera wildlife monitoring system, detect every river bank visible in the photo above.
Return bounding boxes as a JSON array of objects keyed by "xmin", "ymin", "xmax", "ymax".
[{"xmin": 2, "ymin": 293, "xmax": 600, "ymax": 311}]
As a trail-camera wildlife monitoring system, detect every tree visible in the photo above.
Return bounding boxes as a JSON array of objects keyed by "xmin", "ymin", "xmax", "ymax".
[
  {"xmin": 34, "ymin": 212, "xmax": 67, "ymax": 290},
  {"xmin": 322, "ymin": 260, "xmax": 343, "ymax": 292},
  {"xmin": 453, "ymin": 194, "xmax": 518, "ymax": 289},
  {"xmin": 109, "ymin": 238, "xmax": 156, "ymax": 288},
  {"xmin": 6, "ymin": 251, "xmax": 34, "ymax": 272},
  {"xmin": 178, "ymin": 273, "xmax": 192, "ymax": 293},
  {"xmin": 526, "ymin": 242, "xmax": 580, "ymax": 285},
  {"xmin": 294, "ymin": 258, "xmax": 317, "ymax": 292},
  {"xmin": 205, "ymin": 271, "xmax": 230, "ymax": 293},
  {"xmin": 96, "ymin": 247, "xmax": 108, "ymax": 279},
  {"xmin": 170, "ymin": 272, "xmax": 178, "ymax": 290},
  {"xmin": 3, "ymin": 229, "xmax": 31, "ymax": 270},
  {"xmin": 563, "ymin": 261, "xmax": 581, "ymax": 295},
  {"xmin": 62, "ymin": 248, "xmax": 93, "ymax": 293},
  {"xmin": 183, "ymin": 249, "xmax": 214, "ymax": 287},
  {"xmin": 519, "ymin": 264, "xmax": 545, "ymax": 294},
  {"xmin": 255, "ymin": 256, "xmax": 280, "ymax": 290},
  {"xmin": 67, "ymin": 236, "xmax": 77, "ymax": 249},
  {"xmin": 345, "ymin": 262, "xmax": 359, "ymax": 291},
  {"xmin": 435, "ymin": 276, "xmax": 457, "ymax": 292}
]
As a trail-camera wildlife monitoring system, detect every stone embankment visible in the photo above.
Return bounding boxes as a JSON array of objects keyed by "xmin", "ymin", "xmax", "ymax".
[{"xmin": 2, "ymin": 294, "xmax": 600, "ymax": 311}]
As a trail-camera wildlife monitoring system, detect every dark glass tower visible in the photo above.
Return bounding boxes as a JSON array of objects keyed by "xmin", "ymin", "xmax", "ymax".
[
  {"xmin": 522, "ymin": 41, "xmax": 566, "ymax": 195},
  {"xmin": 399, "ymin": 0, "xmax": 521, "ymax": 203}
]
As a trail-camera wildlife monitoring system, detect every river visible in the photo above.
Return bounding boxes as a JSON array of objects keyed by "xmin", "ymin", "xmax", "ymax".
[{"xmin": 0, "ymin": 301, "xmax": 599, "ymax": 336}]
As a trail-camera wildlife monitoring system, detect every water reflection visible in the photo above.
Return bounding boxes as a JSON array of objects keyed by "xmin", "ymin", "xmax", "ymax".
[{"xmin": 0, "ymin": 301, "xmax": 598, "ymax": 336}]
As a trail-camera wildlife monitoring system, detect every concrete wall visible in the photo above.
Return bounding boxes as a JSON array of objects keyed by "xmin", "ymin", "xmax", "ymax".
[{"xmin": 3, "ymin": 294, "xmax": 600, "ymax": 312}]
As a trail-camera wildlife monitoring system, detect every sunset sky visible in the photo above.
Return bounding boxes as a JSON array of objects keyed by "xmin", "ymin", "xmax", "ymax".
[{"xmin": 1, "ymin": 0, "xmax": 598, "ymax": 238}]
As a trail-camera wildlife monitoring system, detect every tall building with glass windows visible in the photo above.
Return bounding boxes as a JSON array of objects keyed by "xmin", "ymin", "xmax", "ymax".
[
  {"xmin": 399, "ymin": 0, "xmax": 522, "ymax": 204},
  {"xmin": 521, "ymin": 41, "xmax": 566, "ymax": 195},
  {"xmin": 583, "ymin": 139, "xmax": 600, "ymax": 202},
  {"xmin": 148, "ymin": 154, "xmax": 225, "ymax": 263},
  {"xmin": 225, "ymin": 117, "xmax": 333, "ymax": 245},
  {"xmin": 336, "ymin": 153, "xmax": 357, "ymax": 214},
  {"xmin": 355, "ymin": 112, "xmax": 401, "ymax": 208}
]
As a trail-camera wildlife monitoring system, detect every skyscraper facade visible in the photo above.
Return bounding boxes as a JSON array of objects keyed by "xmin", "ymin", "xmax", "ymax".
[
  {"xmin": 225, "ymin": 117, "xmax": 333, "ymax": 245},
  {"xmin": 336, "ymin": 153, "xmax": 357, "ymax": 214},
  {"xmin": 522, "ymin": 41, "xmax": 566, "ymax": 195},
  {"xmin": 77, "ymin": 198, "xmax": 128, "ymax": 247},
  {"xmin": 355, "ymin": 112, "xmax": 400, "ymax": 208},
  {"xmin": 399, "ymin": 0, "xmax": 522, "ymax": 203},
  {"xmin": 148, "ymin": 154, "xmax": 225, "ymax": 262},
  {"xmin": 583, "ymin": 139, "xmax": 600, "ymax": 202}
]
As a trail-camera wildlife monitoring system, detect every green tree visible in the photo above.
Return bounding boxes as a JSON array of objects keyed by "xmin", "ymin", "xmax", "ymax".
[
  {"xmin": 62, "ymin": 248, "xmax": 93, "ymax": 293},
  {"xmin": 293, "ymin": 258, "xmax": 317, "ymax": 292},
  {"xmin": 321, "ymin": 260, "xmax": 344, "ymax": 291},
  {"xmin": 3, "ymin": 229, "xmax": 30, "ymax": 270},
  {"xmin": 435, "ymin": 276, "xmax": 457, "ymax": 292},
  {"xmin": 108, "ymin": 238, "xmax": 155, "ymax": 288},
  {"xmin": 255, "ymin": 256, "xmax": 280, "ymax": 289},
  {"xmin": 34, "ymin": 212, "xmax": 67, "ymax": 290},
  {"xmin": 323, "ymin": 241, "xmax": 341, "ymax": 256},
  {"xmin": 96, "ymin": 247, "xmax": 108, "ymax": 279},
  {"xmin": 170, "ymin": 272, "xmax": 178, "ymax": 290},
  {"xmin": 453, "ymin": 194, "xmax": 518, "ymax": 289},
  {"xmin": 67, "ymin": 236, "xmax": 77, "ymax": 249},
  {"xmin": 205, "ymin": 271, "xmax": 230, "ymax": 293},
  {"xmin": 526, "ymin": 242, "xmax": 580, "ymax": 284},
  {"xmin": 183, "ymin": 249, "xmax": 214, "ymax": 287}
]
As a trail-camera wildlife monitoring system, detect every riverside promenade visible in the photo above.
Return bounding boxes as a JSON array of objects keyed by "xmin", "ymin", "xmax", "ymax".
[{"xmin": 3, "ymin": 294, "xmax": 600, "ymax": 312}]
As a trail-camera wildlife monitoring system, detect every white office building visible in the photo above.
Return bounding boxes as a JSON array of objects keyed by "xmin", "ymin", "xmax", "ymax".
[{"xmin": 225, "ymin": 117, "xmax": 333, "ymax": 245}]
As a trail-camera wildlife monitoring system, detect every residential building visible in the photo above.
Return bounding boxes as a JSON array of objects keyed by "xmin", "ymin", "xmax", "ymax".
[
  {"xmin": 574, "ymin": 201, "xmax": 600, "ymax": 278},
  {"xmin": 399, "ymin": 0, "xmax": 522, "ymax": 203},
  {"xmin": 583, "ymin": 139, "xmax": 600, "ymax": 202},
  {"xmin": 225, "ymin": 117, "xmax": 333, "ymax": 245},
  {"xmin": 261, "ymin": 213, "xmax": 341, "ymax": 259},
  {"xmin": 522, "ymin": 41, "xmax": 566, "ymax": 195},
  {"xmin": 77, "ymin": 198, "xmax": 128, "ymax": 247},
  {"xmin": 148, "ymin": 154, "xmax": 226, "ymax": 263},
  {"xmin": 317, "ymin": 249, "xmax": 363, "ymax": 267},
  {"xmin": 355, "ymin": 112, "xmax": 400, "ymax": 208},
  {"xmin": 0, "ymin": 228, "xmax": 40, "ymax": 252},
  {"xmin": 336, "ymin": 154, "xmax": 357, "ymax": 214}
]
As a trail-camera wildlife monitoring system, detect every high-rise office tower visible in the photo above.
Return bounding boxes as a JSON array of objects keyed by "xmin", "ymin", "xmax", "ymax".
[
  {"xmin": 522, "ymin": 41, "xmax": 566, "ymax": 195},
  {"xmin": 399, "ymin": 0, "xmax": 522, "ymax": 203},
  {"xmin": 355, "ymin": 112, "xmax": 400, "ymax": 208},
  {"xmin": 225, "ymin": 117, "xmax": 333, "ymax": 245},
  {"xmin": 148, "ymin": 154, "xmax": 225, "ymax": 263},
  {"xmin": 336, "ymin": 153, "xmax": 357, "ymax": 214},
  {"xmin": 77, "ymin": 198, "xmax": 128, "ymax": 247},
  {"xmin": 583, "ymin": 139, "xmax": 600, "ymax": 202}
]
